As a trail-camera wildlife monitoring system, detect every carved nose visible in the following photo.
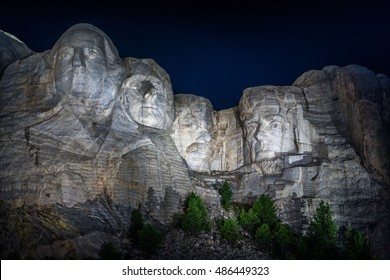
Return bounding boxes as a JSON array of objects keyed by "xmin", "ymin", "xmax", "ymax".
[
  {"xmin": 72, "ymin": 48, "xmax": 86, "ymax": 67},
  {"xmin": 254, "ymin": 126, "xmax": 265, "ymax": 141},
  {"xmin": 138, "ymin": 81, "xmax": 155, "ymax": 100},
  {"xmin": 196, "ymin": 131, "xmax": 211, "ymax": 143}
]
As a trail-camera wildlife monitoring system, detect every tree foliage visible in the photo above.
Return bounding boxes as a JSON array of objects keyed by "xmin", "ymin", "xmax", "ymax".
[
  {"xmin": 255, "ymin": 223, "xmax": 272, "ymax": 251},
  {"xmin": 252, "ymin": 194, "xmax": 279, "ymax": 228},
  {"xmin": 306, "ymin": 201, "xmax": 338, "ymax": 259},
  {"xmin": 219, "ymin": 181, "xmax": 233, "ymax": 209},
  {"xmin": 218, "ymin": 217, "xmax": 242, "ymax": 242},
  {"xmin": 128, "ymin": 208, "xmax": 144, "ymax": 245},
  {"xmin": 239, "ymin": 208, "xmax": 260, "ymax": 235},
  {"xmin": 128, "ymin": 207, "xmax": 163, "ymax": 253},
  {"xmin": 343, "ymin": 224, "xmax": 371, "ymax": 259},
  {"xmin": 138, "ymin": 224, "xmax": 163, "ymax": 253},
  {"xmin": 98, "ymin": 242, "xmax": 121, "ymax": 260},
  {"xmin": 181, "ymin": 192, "xmax": 210, "ymax": 234}
]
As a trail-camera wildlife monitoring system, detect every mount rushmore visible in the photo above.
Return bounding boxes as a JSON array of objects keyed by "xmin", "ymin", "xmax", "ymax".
[{"xmin": 0, "ymin": 23, "xmax": 389, "ymax": 258}]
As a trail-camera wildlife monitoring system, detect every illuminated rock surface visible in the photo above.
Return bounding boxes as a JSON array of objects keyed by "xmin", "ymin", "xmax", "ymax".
[
  {"xmin": 0, "ymin": 24, "xmax": 389, "ymax": 259},
  {"xmin": 0, "ymin": 30, "xmax": 33, "ymax": 76}
]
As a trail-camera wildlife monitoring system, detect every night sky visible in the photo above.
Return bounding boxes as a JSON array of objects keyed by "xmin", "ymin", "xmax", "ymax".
[{"xmin": 1, "ymin": 1, "xmax": 389, "ymax": 110}]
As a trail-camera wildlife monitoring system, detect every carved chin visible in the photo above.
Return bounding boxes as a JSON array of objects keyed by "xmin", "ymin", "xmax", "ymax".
[
  {"xmin": 251, "ymin": 141, "xmax": 277, "ymax": 161},
  {"xmin": 132, "ymin": 107, "xmax": 164, "ymax": 128},
  {"xmin": 254, "ymin": 150, "xmax": 276, "ymax": 161}
]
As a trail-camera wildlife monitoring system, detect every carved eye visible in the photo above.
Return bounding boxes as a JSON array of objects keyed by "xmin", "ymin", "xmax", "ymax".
[
  {"xmin": 268, "ymin": 122, "xmax": 280, "ymax": 129},
  {"xmin": 59, "ymin": 47, "xmax": 74, "ymax": 60},
  {"xmin": 84, "ymin": 48, "xmax": 99, "ymax": 59}
]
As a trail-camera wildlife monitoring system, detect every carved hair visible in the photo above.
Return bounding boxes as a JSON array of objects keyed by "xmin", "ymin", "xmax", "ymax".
[
  {"xmin": 239, "ymin": 86, "xmax": 297, "ymax": 122},
  {"xmin": 49, "ymin": 23, "xmax": 122, "ymax": 69},
  {"xmin": 173, "ymin": 94, "xmax": 213, "ymax": 119}
]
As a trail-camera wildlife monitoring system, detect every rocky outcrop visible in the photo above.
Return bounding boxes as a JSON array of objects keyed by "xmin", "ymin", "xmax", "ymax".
[
  {"xmin": 0, "ymin": 30, "xmax": 33, "ymax": 77},
  {"xmin": 233, "ymin": 67, "xmax": 389, "ymax": 258},
  {"xmin": 211, "ymin": 107, "xmax": 244, "ymax": 171},
  {"xmin": 155, "ymin": 229, "xmax": 268, "ymax": 260},
  {"xmin": 0, "ymin": 24, "xmax": 193, "ymax": 228},
  {"xmin": 0, "ymin": 24, "xmax": 389, "ymax": 259},
  {"xmin": 294, "ymin": 65, "xmax": 390, "ymax": 185}
]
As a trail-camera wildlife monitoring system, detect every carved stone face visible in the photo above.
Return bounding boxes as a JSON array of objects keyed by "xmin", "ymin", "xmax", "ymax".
[
  {"xmin": 240, "ymin": 87, "xmax": 297, "ymax": 163},
  {"xmin": 170, "ymin": 95, "xmax": 213, "ymax": 172},
  {"xmin": 51, "ymin": 24, "xmax": 123, "ymax": 121},
  {"xmin": 121, "ymin": 60, "xmax": 174, "ymax": 130},
  {"xmin": 125, "ymin": 76, "xmax": 168, "ymax": 129}
]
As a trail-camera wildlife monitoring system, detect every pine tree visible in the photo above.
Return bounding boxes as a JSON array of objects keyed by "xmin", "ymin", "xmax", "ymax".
[
  {"xmin": 218, "ymin": 217, "xmax": 242, "ymax": 242},
  {"xmin": 181, "ymin": 192, "xmax": 210, "ymax": 234},
  {"xmin": 306, "ymin": 201, "xmax": 338, "ymax": 259},
  {"xmin": 252, "ymin": 194, "xmax": 279, "ymax": 228},
  {"xmin": 138, "ymin": 224, "xmax": 163, "ymax": 253},
  {"xmin": 128, "ymin": 208, "xmax": 144, "ymax": 245},
  {"xmin": 239, "ymin": 208, "xmax": 260, "ymax": 235},
  {"xmin": 255, "ymin": 223, "xmax": 273, "ymax": 251},
  {"xmin": 219, "ymin": 181, "xmax": 233, "ymax": 209},
  {"xmin": 343, "ymin": 224, "xmax": 371, "ymax": 259}
]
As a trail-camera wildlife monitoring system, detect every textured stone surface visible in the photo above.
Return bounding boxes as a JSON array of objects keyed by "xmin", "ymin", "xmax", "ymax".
[
  {"xmin": 0, "ymin": 24, "xmax": 192, "ymax": 226},
  {"xmin": 171, "ymin": 95, "xmax": 244, "ymax": 172},
  {"xmin": 1, "ymin": 24, "xmax": 389, "ymax": 259},
  {"xmin": 156, "ymin": 229, "xmax": 268, "ymax": 260},
  {"xmin": 171, "ymin": 94, "xmax": 213, "ymax": 172},
  {"xmin": 121, "ymin": 57, "xmax": 174, "ymax": 130},
  {"xmin": 0, "ymin": 30, "xmax": 33, "ymax": 77},
  {"xmin": 211, "ymin": 107, "xmax": 244, "ymax": 171}
]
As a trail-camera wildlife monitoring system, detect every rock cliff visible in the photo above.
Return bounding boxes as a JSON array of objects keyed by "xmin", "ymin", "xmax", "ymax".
[
  {"xmin": 0, "ymin": 30, "xmax": 33, "ymax": 77},
  {"xmin": 0, "ymin": 24, "xmax": 389, "ymax": 259}
]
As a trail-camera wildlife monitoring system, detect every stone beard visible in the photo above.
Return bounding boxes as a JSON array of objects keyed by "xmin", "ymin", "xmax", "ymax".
[{"xmin": 170, "ymin": 94, "xmax": 213, "ymax": 172}]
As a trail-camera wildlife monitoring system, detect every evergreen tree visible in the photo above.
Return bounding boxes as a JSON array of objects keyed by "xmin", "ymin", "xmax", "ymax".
[
  {"xmin": 181, "ymin": 192, "xmax": 210, "ymax": 234},
  {"xmin": 255, "ymin": 223, "xmax": 273, "ymax": 251},
  {"xmin": 306, "ymin": 201, "xmax": 338, "ymax": 259},
  {"xmin": 253, "ymin": 194, "xmax": 279, "ymax": 228},
  {"xmin": 218, "ymin": 217, "xmax": 242, "ymax": 242},
  {"xmin": 219, "ymin": 181, "xmax": 233, "ymax": 209},
  {"xmin": 138, "ymin": 224, "xmax": 163, "ymax": 253},
  {"xmin": 239, "ymin": 208, "xmax": 260, "ymax": 235},
  {"xmin": 128, "ymin": 208, "xmax": 144, "ymax": 245},
  {"xmin": 343, "ymin": 224, "xmax": 371, "ymax": 259},
  {"xmin": 272, "ymin": 223, "xmax": 293, "ymax": 258},
  {"xmin": 98, "ymin": 242, "xmax": 121, "ymax": 260}
]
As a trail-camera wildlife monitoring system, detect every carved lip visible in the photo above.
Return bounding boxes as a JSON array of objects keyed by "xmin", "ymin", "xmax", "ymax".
[
  {"xmin": 141, "ymin": 106, "xmax": 157, "ymax": 110},
  {"xmin": 186, "ymin": 142, "xmax": 210, "ymax": 155}
]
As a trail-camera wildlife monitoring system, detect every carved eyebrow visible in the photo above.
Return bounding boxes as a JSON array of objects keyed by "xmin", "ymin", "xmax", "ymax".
[
  {"xmin": 179, "ymin": 113, "xmax": 195, "ymax": 122},
  {"xmin": 58, "ymin": 42, "xmax": 104, "ymax": 54},
  {"xmin": 264, "ymin": 114, "xmax": 284, "ymax": 121},
  {"xmin": 85, "ymin": 46, "xmax": 104, "ymax": 53},
  {"xmin": 257, "ymin": 114, "xmax": 284, "ymax": 131}
]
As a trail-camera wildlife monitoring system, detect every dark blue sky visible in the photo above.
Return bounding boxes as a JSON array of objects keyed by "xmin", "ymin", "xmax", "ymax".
[{"xmin": 1, "ymin": 1, "xmax": 390, "ymax": 110}]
